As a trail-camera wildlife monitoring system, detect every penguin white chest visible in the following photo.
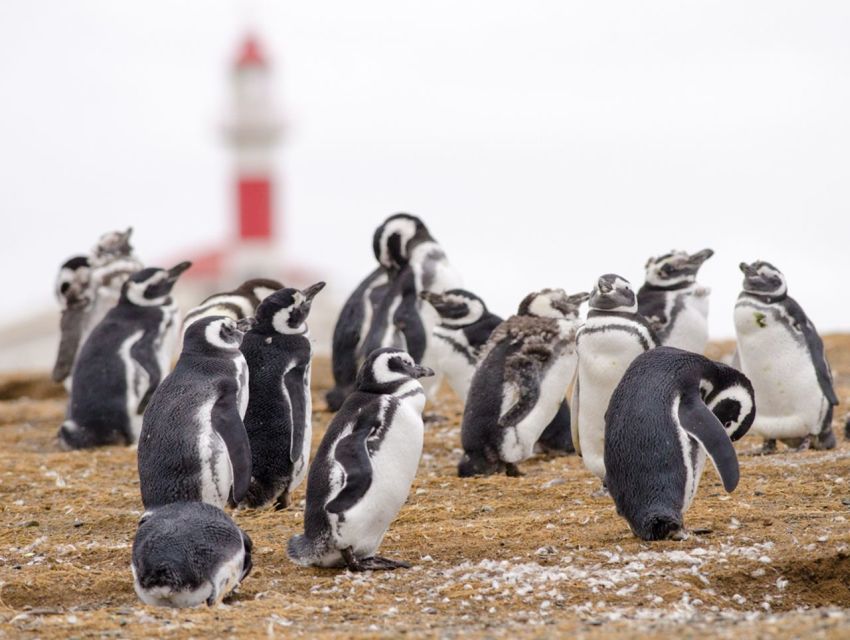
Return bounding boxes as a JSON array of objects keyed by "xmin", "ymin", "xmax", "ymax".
[
  {"xmin": 664, "ymin": 292, "xmax": 709, "ymax": 353},
  {"xmin": 334, "ymin": 398, "xmax": 424, "ymax": 557},
  {"xmin": 734, "ymin": 303, "xmax": 825, "ymax": 438},
  {"xmin": 197, "ymin": 397, "xmax": 234, "ymax": 509},
  {"xmin": 577, "ymin": 326, "xmax": 649, "ymax": 480},
  {"xmin": 500, "ymin": 348, "xmax": 577, "ymax": 463},
  {"xmin": 431, "ymin": 328, "xmax": 476, "ymax": 402}
]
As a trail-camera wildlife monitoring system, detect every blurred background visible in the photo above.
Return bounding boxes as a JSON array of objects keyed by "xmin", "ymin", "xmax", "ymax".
[{"xmin": 1, "ymin": 1, "xmax": 849, "ymax": 371}]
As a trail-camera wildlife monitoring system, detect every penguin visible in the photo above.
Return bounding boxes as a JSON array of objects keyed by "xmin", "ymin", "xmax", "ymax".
[
  {"xmin": 605, "ymin": 347, "xmax": 755, "ymax": 540},
  {"xmin": 138, "ymin": 315, "xmax": 253, "ymax": 510},
  {"xmin": 57, "ymin": 262, "xmax": 191, "ymax": 450},
  {"xmin": 52, "ymin": 255, "xmax": 91, "ymax": 386},
  {"xmin": 238, "ymin": 282, "xmax": 326, "ymax": 510},
  {"xmin": 637, "ymin": 248, "xmax": 714, "ymax": 353},
  {"xmin": 52, "ymin": 228, "xmax": 142, "ymax": 387},
  {"xmin": 327, "ymin": 213, "xmax": 461, "ymax": 410},
  {"xmin": 572, "ymin": 274, "xmax": 659, "ymax": 485},
  {"xmin": 457, "ymin": 289, "xmax": 589, "ymax": 477},
  {"xmin": 421, "ymin": 288, "xmax": 576, "ymax": 455},
  {"xmin": 734, "ymin": 261, "xmax": 838, "ymax": 452},
  {"xmin": 131, "ymin": 501, "xmax": 253, "ymax": 608},
  {"xmin": 182, "ymin": 278, "xmax": 284, "ymax": 334},
  {"xmin": 287, "ymin": 347, "xmax": 433, "ymax": 571}
]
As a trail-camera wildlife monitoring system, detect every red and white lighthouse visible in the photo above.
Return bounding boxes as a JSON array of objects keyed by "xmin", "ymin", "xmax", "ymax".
[{"xmin": 223, "ymin": 34, "xmax": 283, "ymax": 275}]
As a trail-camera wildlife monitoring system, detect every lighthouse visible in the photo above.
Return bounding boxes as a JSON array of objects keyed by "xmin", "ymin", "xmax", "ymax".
[{"xmin": 223, "ymin": 33, "xmax": 283, "ymax": 278}]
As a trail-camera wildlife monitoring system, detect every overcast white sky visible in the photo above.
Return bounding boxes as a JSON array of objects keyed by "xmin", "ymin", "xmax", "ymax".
[{"xmin": 1, "ymin": 1, "xmax": 849, "ymax": 339}]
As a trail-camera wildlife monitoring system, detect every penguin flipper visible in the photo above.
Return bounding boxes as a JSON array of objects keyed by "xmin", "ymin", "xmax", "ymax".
[
  {"xmin": 286, "ymin": 364, "xmax": 308, "ymax": 464},
  {"xmin": 783, "ymin": 298, "xmax": 839, "ymax": 406},
  {"xmin": 325, "ymin": 411, "xmax": 381, "ymax": 515},
  {"xmin": 130, "ymin": 329, "xmax": 164, "ymax": 414},
  {"xmin": 52, "ymin": 303, "xmax": 88, "ymax": 383},
  {"xmin": 499, "ymin": 355, "xmax": 541, "ymax": 428},
  {"xmin": 213, "ymin": 382, "xmax": 252, "ymax": 503},
  {"xmin": 678, "ymin": 392, "xmax": 739, "ymax": 493},
  {"xmin": 570, "ymin": 375, "xmax": 581, "ymax": 456}
]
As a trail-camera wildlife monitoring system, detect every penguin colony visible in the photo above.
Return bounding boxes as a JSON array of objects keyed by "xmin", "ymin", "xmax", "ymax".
[{"xmin": 50, "ymin": 220, "xmax": 841, "ymax": 608}]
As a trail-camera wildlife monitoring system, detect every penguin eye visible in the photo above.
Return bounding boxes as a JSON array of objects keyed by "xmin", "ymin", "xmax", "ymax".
[{"xmin": 660, "ymin": 264, "xmax": 674, "ymax": 275}]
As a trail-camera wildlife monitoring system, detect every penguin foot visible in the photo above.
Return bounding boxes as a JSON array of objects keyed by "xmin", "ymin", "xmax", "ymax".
[
  {"xmin": 274, "ymin": 492, "xmax": 291, "ymax": 511},
  {"xmin": 361, "ymin": 556, "xmax": 411, "ymax": 571},
  {"xmin": 794, "ymin": 435, "xmax": 812, "ymax": 452},
  {"xmin": 761, "ymin": 439, "xmax": 777, "ymax": 455},
  {"xmin": 814, "ymin": 427, "xmax": 837, "ymax": 451},
  {"xmin": 591, "ymin": 485, "xmax": 610, "ymax": 498},
  {"xmin": 668, "ymin": 529, "xmax": 690, "ymax": 541},
  {"xmin": 505, "ymin": 463, "xmax": 525, "ymax": 477}
]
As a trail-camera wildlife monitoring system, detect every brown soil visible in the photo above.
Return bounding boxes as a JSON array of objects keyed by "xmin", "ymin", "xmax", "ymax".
[{"xmin": 3, "ymin": 338, "xmax": 850, "ymax": 638}]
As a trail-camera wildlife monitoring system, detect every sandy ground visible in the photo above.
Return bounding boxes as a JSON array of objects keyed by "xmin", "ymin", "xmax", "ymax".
[{"xmin": 2, "ymin": 338, "xmax": 850, "ymax": 639}]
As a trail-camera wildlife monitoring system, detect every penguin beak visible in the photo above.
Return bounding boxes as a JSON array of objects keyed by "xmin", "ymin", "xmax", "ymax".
[
  {"xmin": 167, "ymin": 261, "xmax": 192, "ymax": 280},
  {"xmin": 739, "ymin": 262, "xmax": 755, "ymax": 276},
  {"xmin": 407, "ymin": 363, "xmax": 435, "ymax": 379},
  {"xmin": 302, "ymin": 281, "xmax": 326, "ymax": 302},
  {"xmin": 689, "ymin": 249, "xmax": 714, "ymax": 265},
  {"xmin": 236, "ymin": 316, "xmax": 257, "ymax": 332}
]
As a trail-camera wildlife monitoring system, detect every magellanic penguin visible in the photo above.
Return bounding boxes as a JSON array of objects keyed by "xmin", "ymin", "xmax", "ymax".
[
  {"xmin": 457, "ymin": 289, "xmax": 589, "ymax": 477},
  {"xmin": 421, "ymin": 288, "xmax": 577, "ymax": 455},
  {"xmin": 132, "ymin": 502, "xmax": 253, "ymax": 608},
  {"xmin": 239, "ymin": 282, "xmax": 325, "ymax": 510},
  {"xmin": 182, "ymin": 277, "xmax": 284, "ymax": 335},
  {"xmin": 327, "ymin": 213, "xmax": 461, "ymax": 411},
  {"xmin": 605, "ymin": 347, "xmax": 755, "ymax": 541},
  {"xmin": 52, "ymin": 228, "xmax": 142, "ymax": 387},
  {"xmin": 58, "ymin": 262, "xmax": 191, "ymax": 450},
  {"xmin": 572, "ymin": 274, "xmax": 659, "ymax": 486},
  {"xmin": 287, "ymin": 348, "xmax": 433, "ymax": 571},
  {"xmin": 734, "ymin": 261, "xmax": 838, "ymax": 452},
  {"xmin": 637, "ymin": 248, "xmax": 714, "ymax": 353},
  {"xmin": 138, "ymin": 315, "xmax": 253, "ymax": 510}
]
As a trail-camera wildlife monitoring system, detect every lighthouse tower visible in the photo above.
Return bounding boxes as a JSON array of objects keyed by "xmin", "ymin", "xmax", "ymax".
[{"xmin": 223, "ymin": 33, "xmax": 283, "ymax": 278}]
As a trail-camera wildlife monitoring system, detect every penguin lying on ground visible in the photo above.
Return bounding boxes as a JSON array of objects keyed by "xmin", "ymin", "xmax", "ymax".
[
  {"xmin": 138, "ymin": 315, "xmax": 253, "ymax": 510},
  {"xmin": 58, "ymin": 262, "xmax": 190, "ymax": 449},
  {"xmin": 327, "ymin": 213, "xmax": 460, "ymax": 410},
  {"xmin": 734, "ymin": 261, "xmax": 838, "ymax": 452},
  {"xmin": 287, "ymin": 348, "xmax": 433, "ymax": 571},
  {"xmin": 182, "ymin": 277, "xmax": 283, "ymax": 334},
  {"xmin": 572, "ymin": 274, "xmax": 658, "ymax": 488},
  {"xmin": 421, "ymin": 288, "xmax": 577, "ymax": 455},
  {"xmin": 53, "ymin": 228, "xmax": 142, "ymax": 388},
  {"xmin": 131, "ymin": 502, "xmax": 253, "ymax": 608},
  {"xmin": 605, "ymin": 347, "xmax": 755, "ymax": 540},
  {"xmin": 457, "ymin": 289, "xmax": 589, "ymax": 477},
  {"xmin": 239, "ymin": 282, "xmax": 325, "ymax": 510},
  {"xmin": 637, "ymin": 248, "xmax": 713, "ymax": 353}
]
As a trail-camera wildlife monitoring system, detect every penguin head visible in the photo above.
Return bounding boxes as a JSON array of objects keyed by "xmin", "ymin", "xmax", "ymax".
[
  {"xmin": 700, "ymin": 365, "xmax": 756, "ymax": 442},
  {"xmin": 357, "ymin": 347, "xmax": 434, "ymax": 392},
  {"xmin": 122, "ymin": 262, "xmax": 192, "ymax": 307},
  {"xmin": 457, "ymin": 450, "xmax": 502, "ymax": 478},
  {"xmin": 420, "ymin": 289, "xmax": 488, "ymax": 327},
  {"xmin": 739, "ymin": 261, "xmax": 787, "ymax": 299},
  {"xmin": 520, "ymin": 288, "xmax": 590, "ymax": 320},
  {"xmin": 55, "ymin": 255, "xmax": 91, "ymax": 305},
  {"xmin": 183, "ymin": 315, "xmax": 248, "ymax": 355},
  {"xmin": 589, "ymin": 274, "xmax": 637, "ymax": 312},
  {"xmin": 255, "ymin": 282, "xmax": 325, "ymax": 335},
  {"xmin": 233, "ymin": 278, "xmax": 284, "ymax": 303},
  {"xmin": 645, "ymin": 249, "xmax": 714, "ymax": 288},
  {"xmin": 92, "ymin": 227, "xmax": 135, "ymax": 262},
  {"xmin": 372, "ymin": 213, "xmax": 433, "ymax": 271}
]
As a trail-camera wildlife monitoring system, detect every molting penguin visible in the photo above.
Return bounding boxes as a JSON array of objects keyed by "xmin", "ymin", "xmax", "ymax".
[
  {"xmin": 58, "ymin": 262, "xmax": 190, "ymax": 449},
  {"xmin": 605, "ymin": 347, "xmax": 755, "ymax": 540},
  {"xmin": 52, "ymin": 228, "xmax": 142, "ymax": 387},
  {"xmin": 734, "ymin": 261, "xmax": 838, "ymax": 452},
  {"xmin": 458, "ymin": 289, "xmax": 588, "ymax": 477},
  {"xmin": 572, "ymin": 274, "xmax": 658, "ymax": 485},
  {"xmin": 287, "ymin": 348, "xmax": 433, "ymax": 571},
  {"xmin": 421, "ymin": 289, "xmax": 576, "ymax": 455},
  {"xmin": 138, "ymin": 315, "xmax": 253, "ymax": 510},
  {"xmin": 238, "ymin": 282, "xmax": 325, "ymax": 510},
  {"xmin": 327, "ymin": 213, "xmax": 460, "ymax": 411},
  {"xmin": 637, "ymin": 248, "xmax": 713, "ymax": 353},
  {"xmin": 182, "ymin": 278, "xmax": 283, "ymax": 335},
  {"xmin": 131, "ymin": 502, "xmax": 252, "ymax": 608}
]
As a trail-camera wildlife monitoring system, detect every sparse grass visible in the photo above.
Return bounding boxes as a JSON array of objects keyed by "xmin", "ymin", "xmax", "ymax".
[{"xmin": 2, "ymin": 337, "xmax": 850, "ymax": 638}]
